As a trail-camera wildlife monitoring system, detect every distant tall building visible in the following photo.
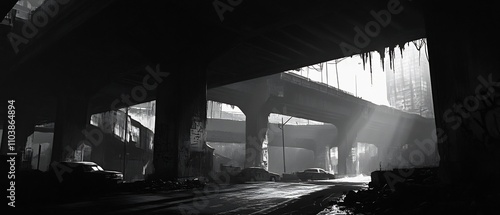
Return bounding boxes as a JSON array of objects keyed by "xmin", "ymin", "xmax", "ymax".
[
  {"xmin": 207, "ymin": 101, "xmax": 223, "ymax": 118},
  {"xmin": 385, "ymin": 41, "xmax": 434, "ymax": 118}
]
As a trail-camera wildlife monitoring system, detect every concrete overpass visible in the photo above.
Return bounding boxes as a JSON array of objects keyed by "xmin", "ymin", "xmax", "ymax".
[
  {"xmin": 206, "ymin": 118, "xmax": 336, "ymax": 172},
  {"xmin": 208, "ymin": 72, "xmax": 435, "ymax": 174}
]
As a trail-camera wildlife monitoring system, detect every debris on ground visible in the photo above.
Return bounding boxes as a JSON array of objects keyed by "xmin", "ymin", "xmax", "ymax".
[{"xmin": 318, "ymin": 167, "xmax": 500, "ymax": 215}]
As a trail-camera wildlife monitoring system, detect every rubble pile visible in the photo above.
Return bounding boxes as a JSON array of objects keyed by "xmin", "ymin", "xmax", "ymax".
[{"xmin": 319, "ymin": 167, "xmax": 500, "ymax": 214}]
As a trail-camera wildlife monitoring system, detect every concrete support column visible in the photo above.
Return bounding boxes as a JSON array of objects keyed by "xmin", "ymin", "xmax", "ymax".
[
  {"xmin": 314, "ymin": 144, "xmax": 329, "ymax": 171},
  {"xmin": 337, "ymin": 140, "xmax": 351, "ymax": 176},
  {"xmin": 152, "ymin": 66, "xmax": 207, "ymax": 180},
  {"xmin": 51, "ymin": 94, "xmax": 89, "ymax": 162},
  {"xmin": 239, "ymin": 78, "xmax": 271, "ymax": 169},
  {"xmin": 375, "ymin": 145, "xmax": 388, "ymax": 170},
  {"xmin": 424, "ymin": 1, "xmax": 500, "ymax": 186},
  {"xmin": 336, "ymin": 125, "xmax": 358, "ymax": 176},
  {"xmin": 243, "ymin": 109, "xmax": 270, "ymax": 168}
]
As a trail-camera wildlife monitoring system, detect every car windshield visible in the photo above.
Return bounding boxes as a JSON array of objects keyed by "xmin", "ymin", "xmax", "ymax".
[{"xmin": 83, "ymin": 165, "xmax": 103, "ymax": 172}]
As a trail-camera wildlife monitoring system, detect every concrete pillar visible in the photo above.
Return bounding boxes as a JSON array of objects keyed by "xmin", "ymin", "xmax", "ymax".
[
  {"xmin": 243, "ymin": 110, "xmax": 269, "ymax": 168},
  {"xmin": 314, "ymin": 144, "xmax": 329, "ymax": 171},
  {"xmin": 336, "ymin": 125, "xmax": 358, "ymax": 176},
  {"xmin": 152, "ymin": 66, "xmax": 207, "ymax": 180},
  {"xmin": 238, "ymin": 77, "xmax": 271, "ymax": 169},
  {"xmin": 375, "ymin": 145, "xmax": 388, "ymax": 170},
  {"xmin": 51, "ymin": 94, "xmax": 90, "ymax": 162},
  {"xmin": 337, "ymin": 140, "xmax": 351, "ymax": 176},
  {"xmin": 424, "ymin": 2, "xmax": 500, "ymax": 186}
]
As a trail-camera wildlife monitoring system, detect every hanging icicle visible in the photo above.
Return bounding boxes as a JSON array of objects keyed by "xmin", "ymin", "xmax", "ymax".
[
  {"xmin": 356, "ymin": 40, "xmax": 416, "ymax": 85},
  {"xmin": 359, "ymin": 52, "xmax": 373, "ymax": 72},
  {"xmin": 378, "ymin": 48, "xmax": 386, "ymax": 71},
  {"xmin": 398, "ymin": 42, "xmax": 406, "ymax": 58},
  {"xmin": 369, "ymin": 52, "xmax": 373, "ymax": 84},
  {"xmin": 360, "ymin": 52, "xmax": 367, "ymax": 71},
  {"xmin": 424, "ymin": 39, "xmax": 429, "ymax": 61},
  {"xmin": 412, "ymin": 38, "xmax": 429, "ymax": 66},
  {"xmin": 359, "ymin": 52, "xmax": 374, "ymax": 84},
  {"xmin": 388, "ymin": 46, "xmax": 396, "ymax": 71}
]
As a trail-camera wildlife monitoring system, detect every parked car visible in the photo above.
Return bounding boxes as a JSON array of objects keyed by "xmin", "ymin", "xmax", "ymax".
[
  {"xmin": 233, "ymin": 167, "xmax": 280, "ymax": 183},
  {"xmin": 296, "ymin": 168, "xmax": 335, "ymax": 181},
  {"xmin": 52, "ymin": 161, "xmax": 124, "ymax": 186}
]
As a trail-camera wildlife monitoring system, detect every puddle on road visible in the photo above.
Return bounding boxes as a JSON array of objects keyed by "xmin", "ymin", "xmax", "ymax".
[
  {"xmin": 244, "ymin": 183, "xmax": 328, "ymax": 200},
  {"xmin": 332, "ymin": 175, "xmax": 371, "ymax": 183}
]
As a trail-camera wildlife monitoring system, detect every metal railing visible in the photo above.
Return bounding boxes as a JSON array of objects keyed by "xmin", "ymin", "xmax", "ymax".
[
  {"xmin": 279, "ymin": 72, "xmax": 415, "ymax": 116},
  {"xmin": 280, "ymin": 72, "xmax": 356, "ymax": 97}
]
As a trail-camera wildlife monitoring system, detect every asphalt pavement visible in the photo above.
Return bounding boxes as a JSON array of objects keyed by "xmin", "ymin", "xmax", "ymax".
[{"xmin": 23, "ymin": 177, "xmax": 370, "ymax": 215}]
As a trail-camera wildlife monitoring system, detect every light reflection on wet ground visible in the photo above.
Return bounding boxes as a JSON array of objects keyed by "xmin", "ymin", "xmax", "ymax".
[
  {"xmin": 44, "ymin": 177, "xmax": 370, "ymax": 215},
  {"xmin": 159, "ymin": 179, "xmax": 369, "ymax": 215},
  {"xmin": 170, "ymin": 182, "xmax": 333, "ymax": 215},
  {"xmin": 244, "ymin": 183, "xmax": 329, "ymax": 200},
  {"xmin": 331, "ymin": 175, "xmax": 371, "ymax": 183}
]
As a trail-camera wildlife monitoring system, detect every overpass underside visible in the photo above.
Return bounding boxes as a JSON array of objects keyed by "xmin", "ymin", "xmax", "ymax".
[
  {"xmin": 0, "ymin": 0, "xmax": 498, "ymax": 189},
  {"xmin": 206, "ymin": 73, "xmax": 437, "ymax": 175},
  {"xmin": 0, "ymin": 0, "xmax": 428, "ymax": 179}
]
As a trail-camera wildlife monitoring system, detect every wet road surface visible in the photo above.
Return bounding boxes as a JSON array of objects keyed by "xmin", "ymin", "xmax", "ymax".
[{"xmin": 41, "ymin": 177, "xmax": 369, "ymax": 215}]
